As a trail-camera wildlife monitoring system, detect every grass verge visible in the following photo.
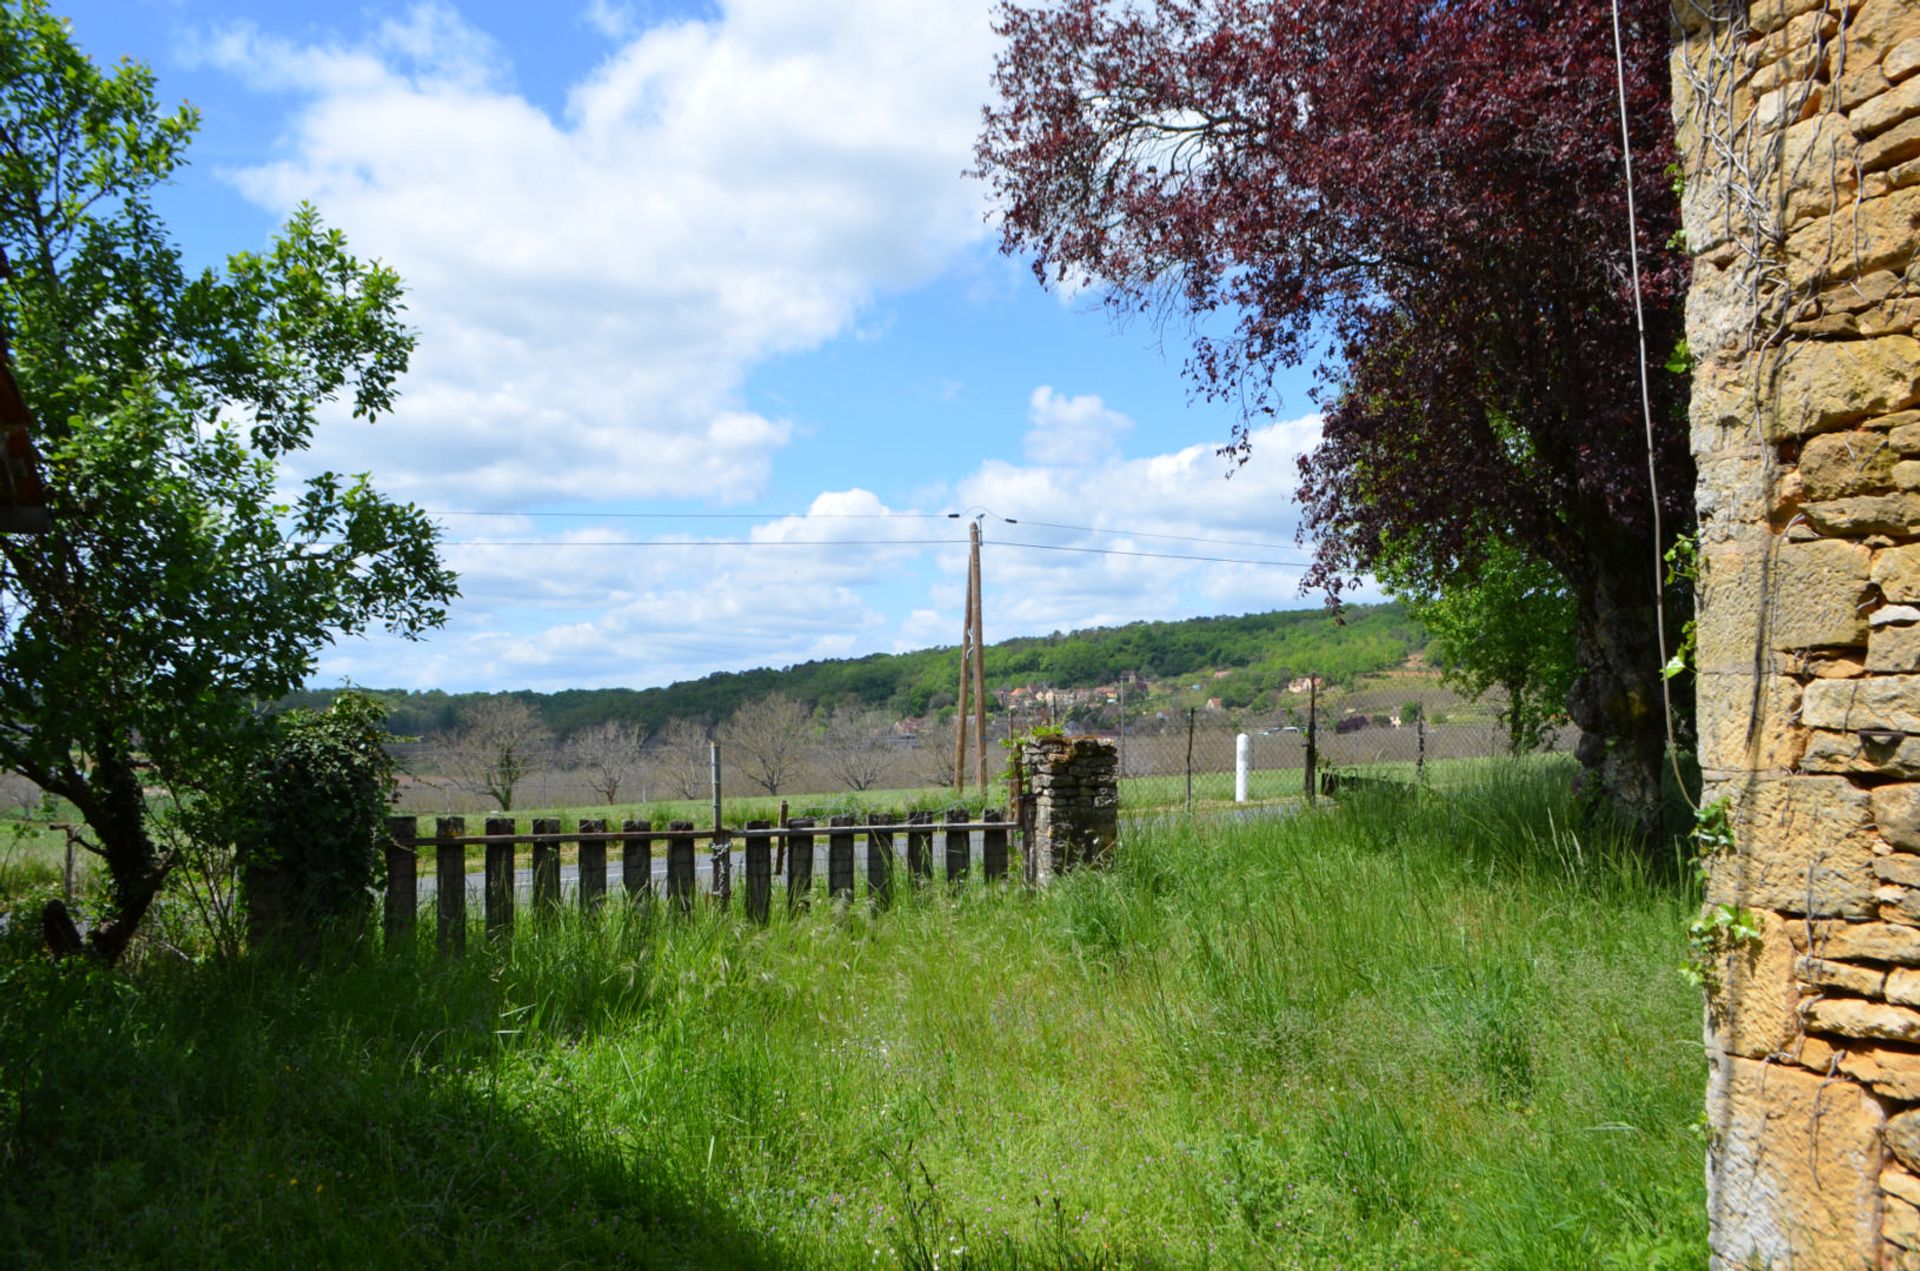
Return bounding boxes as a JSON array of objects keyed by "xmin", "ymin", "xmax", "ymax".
[{"xmin": 0, "ymin": 759, "xmax": 1705, "ymax": 1268}]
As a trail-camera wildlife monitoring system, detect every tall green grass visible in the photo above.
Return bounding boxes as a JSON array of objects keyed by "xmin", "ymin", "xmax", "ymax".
[{"xmin": 0, "ymin": 759, "xmax": 1704, "ymax": 1268}]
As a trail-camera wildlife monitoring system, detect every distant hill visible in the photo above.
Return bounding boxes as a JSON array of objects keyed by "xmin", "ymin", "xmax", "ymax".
[{"xmin": 283, "ymin": 603, "xmax": 1425, "ymax": 738}]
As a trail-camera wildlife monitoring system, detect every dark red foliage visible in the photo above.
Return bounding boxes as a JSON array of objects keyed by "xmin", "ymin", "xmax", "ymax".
[
  {"xmin": 977, "ymin": 0, "xmax": 1694, "ymax": 832},
  {"xmin": 974, "ymin": 0, "xmax": 1690, "ymax": 594}
]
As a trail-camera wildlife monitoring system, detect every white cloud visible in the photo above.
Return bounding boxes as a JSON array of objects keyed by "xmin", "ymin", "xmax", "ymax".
[
  {"xmin": 196, "ymin": 0, "xmax": 998, "ymax": 506},
  {"xmin": 312, "ymin": 412, "xmax": 1348, "ymax": 692},
  {"xmin": 1022, "ymin": 386, "xmax": 1132, "ymax": 466}
]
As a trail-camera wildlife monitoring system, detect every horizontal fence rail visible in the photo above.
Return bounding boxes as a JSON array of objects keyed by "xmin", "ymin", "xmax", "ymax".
[{"xmin": 383, "ymin": 809, "xmax": 1016, "ymax": 947}]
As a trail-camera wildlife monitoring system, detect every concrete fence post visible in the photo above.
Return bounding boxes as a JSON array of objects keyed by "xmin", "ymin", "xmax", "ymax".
[{"xmin": 1234, "ymin": 733, "xmax": 1250, "ymax": 803}]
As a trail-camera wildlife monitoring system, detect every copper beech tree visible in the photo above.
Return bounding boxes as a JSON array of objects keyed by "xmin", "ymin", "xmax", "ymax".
[{"xmin": 975, "ymin": 0, "xmax": 1692, "ymax": 837}]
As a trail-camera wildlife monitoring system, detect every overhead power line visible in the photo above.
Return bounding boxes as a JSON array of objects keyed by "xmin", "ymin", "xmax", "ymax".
[
  {"xmin": 427, "ymin": 536, "xmax": 1304, "ymax": 568},
  {"xmin": 420, "ymin": 507, "xmax": 1315, "ymax": 560}
]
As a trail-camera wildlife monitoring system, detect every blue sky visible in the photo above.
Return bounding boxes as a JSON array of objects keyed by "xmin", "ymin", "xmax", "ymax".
[{"xmin": 69, "ymin": 0, "xmax": 1345, "ymax": 692}]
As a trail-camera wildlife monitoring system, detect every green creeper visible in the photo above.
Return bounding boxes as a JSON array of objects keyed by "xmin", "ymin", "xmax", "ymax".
[{"xmin": 0, "ymin": 1, "xmax": 457, "ymax": 961}]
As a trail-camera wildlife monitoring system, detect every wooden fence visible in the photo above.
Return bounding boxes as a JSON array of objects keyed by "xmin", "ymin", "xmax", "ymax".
[{"xmin": 384, "ymin": 809, "xmax": 1017, "ymax": 950}]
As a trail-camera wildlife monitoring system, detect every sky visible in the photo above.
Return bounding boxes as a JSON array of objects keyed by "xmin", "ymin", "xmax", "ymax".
[{"xmin": 67, "ymin": 0, "xmax": 1357, "ymax": 694}]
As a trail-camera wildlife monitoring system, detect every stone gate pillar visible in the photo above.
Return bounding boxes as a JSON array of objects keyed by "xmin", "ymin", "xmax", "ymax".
[
  {"xmin": 1677, "ymin": 1, "xmax": 1920, "ymax": 1265},
  {"xmin": 1019, "ymin": 736, "xmax": 1118, "ymax": 884}
]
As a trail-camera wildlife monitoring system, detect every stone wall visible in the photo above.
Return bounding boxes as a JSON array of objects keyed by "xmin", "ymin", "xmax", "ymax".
[
  {"xmin": 1677, "ymin": 0, "xmax": 1920, "ymax": 1264},
  {"xmin": 1019, "ymin": 736, "xmax": 1118, "ymax": 884}
]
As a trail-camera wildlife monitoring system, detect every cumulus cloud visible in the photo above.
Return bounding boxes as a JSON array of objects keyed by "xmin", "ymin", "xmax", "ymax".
[
  {"xmin": 1022, "ymin": 386, "xmax": 1133, "ymax": 466},
  {"xmin": 194, "ymin": 0, "xmax": 998, "ymax": 506}
]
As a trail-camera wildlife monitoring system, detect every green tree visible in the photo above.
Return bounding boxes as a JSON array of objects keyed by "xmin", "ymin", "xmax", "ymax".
[
  {"xmin": 1386, "ymin": 540, "xmax": 1576, "ymax": 754},
  {"xmin": 0, "ymin": 2, "xmax": 456, "ymax": 962}
]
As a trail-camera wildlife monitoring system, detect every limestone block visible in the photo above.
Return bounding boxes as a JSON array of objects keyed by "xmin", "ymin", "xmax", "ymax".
[
  {"xmin": 1892, "ymin": 38, "xmax": 1920, "ymax": 84},
  {"xmin": 1891, "ymin": 413, "xmax": 1920, "ymax": 452},
  {"xmin": 1802, "ymin": 430, "xmax": 1900, "ymax": 498},
  {"xmin": 1877, "ymin": 785, "xmax": 1920, "ymax": 850},
  {"xmin": 1800, "ymin": 919, "xmax": 1920, "ymax": 964},
  {"xmin": 1804, "ymin": 650, "xmax": 1867, "ymax": 677},
  {"xmin": 1845, "ymin": 0, "xmax": 1920, "ymax": 68},
  {"xmin": 1872, "ymin": 622, "xmax": 1920, "ymax": 671},
  {"xmin": 1840, "ymin": 61, "xmax": 1895, "ymax": 113},
  {"xmin": 1711, "ymin": 910, "xmax": 1807, "ymax": 1059},
  {"xmin": 1707, "ymin": 775, "xmax": 1880, "ymax": 917},
  {"xmin": 1704, "ymin": 1051, "xmax": 1884, "ymax": 1268},
  {"xmin": 1803, "ymin": 493, "xmax": 1920, "ymax": 535},
  {"xmin": 1890, "ymin": 1193, "xmax": 1920, "ymax": 1250},
  {"xmin": 1888, "ymin": 1168, "xmax": 1920, "ymax": 1209},
  {"xmin": 1695, "ymin": 444, "xmax": 1775, "ymax": 535},
  {"xmin": 1782, "ymin": 111, "xmax": 1860, "ymax": 226},
  {"xmin": 1883, "ymin": 857, "xmax": 1920, "ymax": 888},
  {"xmin": 1894, "ymin": 1112, "xmax": 1920, "ymax": 1175},
  {"xmin": 1747, "ymin": 0, "xmax": 1829, "ymax": 38},
  {"xmin": 1804, "ymin": 996, "xmax": 1920, "ymax": 1041},
  {"xmin": 1799, "ymin": 954, "xmax": 1889, "ymax": 997},
  {"xmin": 1901, "ymin": 459, "xmax": 1920, "ymax": 489},
  {"xmin": 1697, "ymin": 673, "xmax": 1806, "ymax": 771},
  {"xmin": 1803, "ymin": 675, "xmax": 1920, "ymax": 732},
  {"xmin": 1890, "ymin": 885, "xmax": 1920, "ymax": 927},
  {"xmin": 1843, "ymin": 1045, "xmax": 1920, "ymax": 1101},
  {"xmin": 1802, "ymin": 728, "xmax": 1920, "ymax": 777},
  {"xmin": 1764, "ymin": 334, "xmax": 1920, "ymax": 439},
  {"xmin": 1773, "ymin": 538, "xmax": 1873, "ymax": 649},
  {"xmin": 1861, "ymin": 297, "xmax": 1920, "ymax": 336},
  {"xmin": 1891, "ymin": 966, "xmax": 1920, "ymax": 1004},
  {"xmin": 1881, "ymin": 546, "xmax": 1920, "ymax": 602},
  {"xmin": 1869, "ymin": 117, "xmax": 1920, "ymax": 177},
  {"xmin": 1823, "ymin": 271, "xmax": 1908, "ymax": 316},
  {"xmin": 1786, "ymin": 189, "xmax": 1920, "ymax": 291},
  {"xmin": 1855, "ymin": 75, "xmax": 1920, "ymax": 138}
]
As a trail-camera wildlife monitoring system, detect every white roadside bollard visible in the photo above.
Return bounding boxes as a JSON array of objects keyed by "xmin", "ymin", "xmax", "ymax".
[{"xmin": 1235, "ymin": 732, "xmax": 1250, "ymax": 803}]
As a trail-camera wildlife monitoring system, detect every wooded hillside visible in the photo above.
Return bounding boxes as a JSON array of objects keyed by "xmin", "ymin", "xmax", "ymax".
[{"xmin": 284, "ymin": 603, "xmax": 1423, "ymax": 738}]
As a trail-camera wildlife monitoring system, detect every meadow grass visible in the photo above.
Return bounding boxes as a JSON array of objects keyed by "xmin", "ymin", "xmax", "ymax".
[{"xmin": 0, "ymin": 759, "xmax": 1705, "ymax": 1268}]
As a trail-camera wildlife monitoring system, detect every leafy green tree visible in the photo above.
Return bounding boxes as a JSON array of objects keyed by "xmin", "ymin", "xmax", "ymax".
[
  {"xmin": 1386, "ymin": 541, "xmax": 1576, "ymax": 754},
  {"xmin": 0, "ymin": 2, "xmax": 455, "ymax": 962}
]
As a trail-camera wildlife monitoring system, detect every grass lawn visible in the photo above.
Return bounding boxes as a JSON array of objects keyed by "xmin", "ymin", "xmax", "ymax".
[{"xmin": 0, "ymin": 759, "xmax": 1706, "ymax": 1268}]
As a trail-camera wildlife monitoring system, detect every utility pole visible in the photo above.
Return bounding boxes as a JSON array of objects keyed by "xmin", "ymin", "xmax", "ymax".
[
  {"xmin": 951, "ymin": 517, "xmax": 989, "ymax": 795},
  {"xmin": 970, "ymin": 519, "xmax": 988, "ymax": 793}
]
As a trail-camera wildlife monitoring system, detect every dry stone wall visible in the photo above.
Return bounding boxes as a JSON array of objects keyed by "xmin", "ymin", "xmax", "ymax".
[
  {"xmin": 1019, "ymin": 736, "xmax": 1118, "ymax": 884},
  {"xmin": 1677, "ymin": 0, "xmax": 1920, "ymax": 1264}
]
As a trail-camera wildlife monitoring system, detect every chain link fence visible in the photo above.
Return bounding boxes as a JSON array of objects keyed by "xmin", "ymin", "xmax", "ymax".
[{"xmin": 388, "ymin": 686, "xmax": 1574, "ymax": 817}]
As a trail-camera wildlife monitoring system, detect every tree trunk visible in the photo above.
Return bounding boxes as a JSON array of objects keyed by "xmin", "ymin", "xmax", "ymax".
[
  {"xmin": 40, "ymin": 740, "xmax": 164, "ymax": 965},
  {"xmin": 1563, "ymin": 525, "xmax": 1670, "ymax": 845}
]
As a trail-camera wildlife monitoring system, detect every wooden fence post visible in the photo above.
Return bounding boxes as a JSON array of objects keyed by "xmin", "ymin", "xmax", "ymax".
[
  {"xmin": 578, "ymin": 818, "xmax": 607, "ymax": 913},
  {"xmin": 907, "ymin": 810, "xmax": 933, "ymax": 884},
  {"xmin": 868, "ymin": 812, "xmax": 895, "ymax": 909},
  {"xmin": 436, "ymin": 815, "xmax": 466, "ymax": 955},
  {"xmin": 484, "ymin": 815, "xmax": 516, "ymax": 939},
  {"xmin": 666, "ymin": 819, "xmax": 695, "ymax": 914},
  {"xmin": 622, "ymin": 819, "xmax": 653, "ymax": 900},
  {"xmin": 744, "ymin": 820, "xmax": 771, "ymax": 924},
  {"xmin": 828, "ymin": 814, "xmax": 855, "ymax": 900},
  {"xmin": 385, "ymin": 815, "xmax": 417, "ymax": 945},
  {"xmin": 945, "ymin": 806, "xmax": 969, "ymax": 885},
  {"xmin": 983, "ymin": 808, "xmax": 1007, "ymax": 882},
  {"xmin": 531, "ymin": 818, "xmax": 561, "ymax": 914},
  {"xmin": 787, "ymin": 817, "xmax": 815, "ymax": 913}
]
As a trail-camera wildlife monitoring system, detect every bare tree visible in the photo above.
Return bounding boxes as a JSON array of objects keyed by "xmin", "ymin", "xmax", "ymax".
[
  {"xmin": 650, "ymin": 716, "xmax": 712, "ymax": 801},
  {"xmin": 447, "ymin": 699, "xmax": 552, "ymax": 811},
  {"xmin": 565, "ymin": 720, "xmax": 649, "ymax": 804},
  {"xmin": 915, "ymin": 714, "xmax": 960, "ymax": 788},
  {"xmin": 820, "ymin": 705, "xmax": 896, "ymax": 793},
  {"xmin": 719, "ymin": 694, "xmax": 815, "ymax": 796}
]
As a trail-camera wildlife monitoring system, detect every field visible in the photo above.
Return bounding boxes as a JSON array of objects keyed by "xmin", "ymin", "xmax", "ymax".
[{"xmin": 0, "ymin": 759, "xmax": 1705, "ymax": 1268}]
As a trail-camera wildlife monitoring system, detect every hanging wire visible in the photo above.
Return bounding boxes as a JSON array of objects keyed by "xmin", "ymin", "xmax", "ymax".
[{"xmin": 1609, "ymin": 0, "xmax": 1685, "ymax": 787}]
